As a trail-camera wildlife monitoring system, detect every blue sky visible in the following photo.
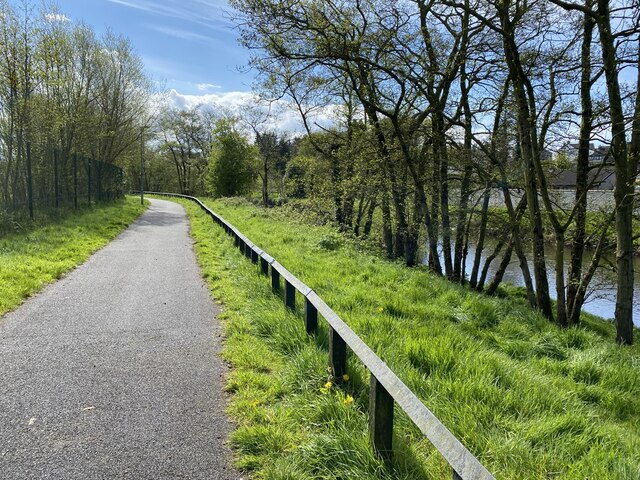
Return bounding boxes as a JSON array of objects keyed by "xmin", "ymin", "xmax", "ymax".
[{"xmin": 57, "ymin": 0, "xmax": 253, "ymax": 95}]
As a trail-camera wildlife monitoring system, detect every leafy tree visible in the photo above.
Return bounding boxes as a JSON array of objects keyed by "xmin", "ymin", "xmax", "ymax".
[
  {"xmin": 0, "ymin": 1, "xmax": 151, "ymax": 215},
  {"xmin": 158, "ymin": 106, "xmax": 214, "ymax": 195},
  {"xmin": 207, "ymin": 118, "xmax": 257, "ymax": 197}
]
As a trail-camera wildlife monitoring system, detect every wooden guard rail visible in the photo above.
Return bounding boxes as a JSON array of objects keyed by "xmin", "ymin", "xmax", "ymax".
[{"xmin": 150, "ymin": 192, "xmax": 495, "ymax": 480}]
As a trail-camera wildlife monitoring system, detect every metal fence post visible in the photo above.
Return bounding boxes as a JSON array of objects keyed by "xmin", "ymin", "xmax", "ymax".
[
  {"xmin": 87, "ymin": 158, "xmax": 92, "ymax": 206},
  {"xmin": 369, "ymin": 375, "xmax": 394, "ymax": 462},
  {"xmin": 251, "ymin": 249, "xmax": 259, "ymax": 264},
  {"xmin": 73, "ymin": 153, "xmax": 78, "ymax": 209},
  {"xmin": 97, "ymin": 161, "xmax": 102, "ymax": 202},
  {"xmin": 26, "ymin": 142, "xmax": 34, "ymax": 220},
  {"xmin": 453, "ymin": 470, "xmax": 463, "ymax": 480},
  {"xmin": 53, "ymin": 149, "xmax": 59, "ymax": 208},
  {"xmin": 329, "ymin": 327, "xmax": 346, "ymax": 379}
]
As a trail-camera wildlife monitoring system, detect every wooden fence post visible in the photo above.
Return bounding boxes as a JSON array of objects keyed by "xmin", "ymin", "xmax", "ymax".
[
  {"xmin": 271, "ymin": 267, "xmax": 280, "ymax": 293},
  {"xmin": 260, "ymin": 258, "xmax": 269, "ymax": 276},
  {"xmin": 329, "ymin": 327, "xmax": 346, "ymax": 379},
  {"xmin": 304, "ymin": 298, "xmax": 318, "ymax": 335},
  {"xmin": 284, "ymin": 280, "xmax": 295, "ymax": 310},
  {"xmin": 251, "ymin": 249, "xmax": 259, "ymax": 264},
  {"xmin": 369, "ymin": 375, "xmax": 394, "ymax": 462}
]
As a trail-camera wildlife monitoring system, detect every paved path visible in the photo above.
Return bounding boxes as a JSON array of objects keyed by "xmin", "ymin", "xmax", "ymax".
[{"xmin": 0, "ymin": 199, "xmax": 239, "ymax": 479}]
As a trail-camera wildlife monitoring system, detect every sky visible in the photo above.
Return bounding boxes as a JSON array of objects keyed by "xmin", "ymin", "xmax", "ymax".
[
  {"xmin": 50, "ymin": 0, "xmax": 335, "ymax": 132},
  {"xmin": 43, "ymin": 0, "xmax": 323, "ymax": 132},
  {"xmin": 56, "ymin": 0, "xmax": 253, "ymax": 96}
]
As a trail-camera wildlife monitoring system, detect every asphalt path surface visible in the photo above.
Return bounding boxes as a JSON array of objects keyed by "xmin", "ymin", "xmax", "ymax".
[{"xmin": 0, "ymin": 199, "xmax": 239, "ymax": 479}]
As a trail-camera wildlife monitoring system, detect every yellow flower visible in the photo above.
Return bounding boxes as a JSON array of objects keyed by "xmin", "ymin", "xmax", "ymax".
[
  {"xmin": 324, "ymin": 381, "xmax": 333, "ymax": 390},
  {"xmin": 343, "ymin": 394, "xmax": 354, "ymax": 406},
  {"xmin": 377, "ymin": 307, "xmax": 384, "ymax": 313},
  {"xmin": 342, "ymin": 374, "xmax": 350, "ymax": 382}
]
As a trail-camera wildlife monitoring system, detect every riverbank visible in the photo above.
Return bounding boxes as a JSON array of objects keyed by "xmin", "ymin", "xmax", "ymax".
[
  {"xmin": 180, "ymin": 196, "xmax": 639, "ymax": 480},
  {"xmin": 480, "ymin": 200, "xmax": 640, "ymax": 253}
]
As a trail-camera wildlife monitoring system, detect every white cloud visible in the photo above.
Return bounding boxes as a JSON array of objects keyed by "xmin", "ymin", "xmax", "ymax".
[
  {"xmin": 160, "ymin": 89, "xmax": 339, "ymax": 135},
  {"xmin": 107, "ymin": 0, "xmax": 233, "ymax": 31},
  {"xmin": 145, "ymin": 25, "xmax": 212, "ymax": 44},
  {"xmin": 45, "ymin": 13, "xmax": 70, "ymax": 22},
  {"xmin": 196, "ymin": 83, "xmax": 222, "ymax": 91},
  {"xmin": 108, "ymin": 0, "xmax": 155, "ymax": 13}
]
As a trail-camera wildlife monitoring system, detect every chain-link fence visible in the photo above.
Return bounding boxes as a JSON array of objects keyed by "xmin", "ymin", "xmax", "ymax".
[{"xmin": 1, "ymin": 143, "xmax": 124, "ymax": 221}]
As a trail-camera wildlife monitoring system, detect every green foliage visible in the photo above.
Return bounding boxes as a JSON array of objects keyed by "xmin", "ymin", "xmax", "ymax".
[
  {"xmin": 180, "ymin": 197, "xmax": 640, "ymax": 480},
  {"xmin": 284, "ymin": 154, "xmax": 327, "ymax": 199},
  {"xmin": 317, "ymin": 232, "xmax": 343, "ymax": 251},
  {"xmin": 0, "ymin": 2, "xmax": 151, "ymax": 216},
  {"xmin": 207, "ymin": 118, "xmax": 258, "ymax": 197},
  {"xmin": 0, "ymin": 197, "xmax": 146, "ymax": 316}
]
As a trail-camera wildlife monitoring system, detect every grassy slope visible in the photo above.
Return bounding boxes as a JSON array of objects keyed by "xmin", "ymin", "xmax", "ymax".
[
  {"xmin": 0, "ymin": 197, "xmax": 147, "ymax": 316},
  {"xmin": 181, "ymin": 196, "xmax": 639, "ymax": 480}
]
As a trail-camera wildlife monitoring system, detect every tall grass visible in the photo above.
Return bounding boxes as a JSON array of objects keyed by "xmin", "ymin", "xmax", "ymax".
[
  {"xmin": 0, "ymin": 197, "xmax": 147, "ymax": 316},
  {"xmin": 181, "ymin": 196, "xmax": 640, "ymax": 480}
]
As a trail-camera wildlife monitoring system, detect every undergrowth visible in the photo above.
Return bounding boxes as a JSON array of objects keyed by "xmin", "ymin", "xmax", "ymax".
[
  {"xmin": 0, "ymin": 197, "xmax": 147, "ymax": 316},
  {"xmin": 179, "ymin": 196, "xmax": 640, "ymax": 480}
]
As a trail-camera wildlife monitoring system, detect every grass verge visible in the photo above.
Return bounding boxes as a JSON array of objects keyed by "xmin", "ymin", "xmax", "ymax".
[
  {"xmin": 179, "ymin": 196, "xmax": 639, "ymax": 480},
  {"xmin": 0, "ymin": 197, "xmax": 147, "ymax": 316}
]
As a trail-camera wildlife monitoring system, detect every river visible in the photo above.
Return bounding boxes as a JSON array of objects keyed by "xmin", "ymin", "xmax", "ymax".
[{"xmin": 424, "ymin": 240, "xmax": 640, "ymax": 327}]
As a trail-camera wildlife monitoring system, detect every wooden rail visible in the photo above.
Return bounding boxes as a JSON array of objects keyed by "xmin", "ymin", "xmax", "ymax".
[{"xmin": 149, "ymin": 192, "xmax": 495, "ymax": 480}]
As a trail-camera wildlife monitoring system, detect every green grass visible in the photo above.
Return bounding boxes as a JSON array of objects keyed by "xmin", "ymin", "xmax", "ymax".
[
  {"xmin": 0, "ymin": 197, "xmax": 147, "ymax": 316},
  {"xmin": 177, "ymin": 196, "xmax": 640, "ymax": 480}
]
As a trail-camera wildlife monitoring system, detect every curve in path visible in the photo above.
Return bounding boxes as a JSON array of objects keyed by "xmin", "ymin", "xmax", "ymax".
[{"xmin": 0, "ymin": 199, "xmax": 239, "ymax": 480}]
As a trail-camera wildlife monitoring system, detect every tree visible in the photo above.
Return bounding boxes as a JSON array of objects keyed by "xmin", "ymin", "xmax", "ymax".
[
  {"xmin": 207, "ymin": 118, "xmax": 257, "ymax": 197},
  {"xmin": 158, "ymin": 105, "xmax": 213, "ymax": 195},
  {"xmin": 544, "ymin": 0, "xmax": 639, "ymax": 344},
  {"xmin": 0, "ymin": 1, "xmax": 152, "ymax": 216},
  {"xmin": 232, "ymin": 0, "xmax": 635, "ymax": 341}
]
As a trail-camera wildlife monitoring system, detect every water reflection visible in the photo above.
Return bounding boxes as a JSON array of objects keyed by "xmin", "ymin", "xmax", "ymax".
[{"xmin": 424, "ymin": 240, "xmax": 640, "ymax": 326}]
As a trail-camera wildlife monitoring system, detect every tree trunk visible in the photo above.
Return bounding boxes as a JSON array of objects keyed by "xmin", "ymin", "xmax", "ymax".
[
  {"xmin": 434, "ymin": 111, "xmax": 453, "ymax": 278},
  {"xmin": 567, "ymin": 9, "xmax": 594, "ymax": 326},
  {"xmin": 454, "ymin": 163, "xmax": 473, "ymax": 282},
  {"xmin": 262, "ymin": 160, "xmax": 269, "ymax": 207},
  {"xmin": 363, "ymin": 199, "xmax": 376, "ymax": 238},
  {"xmin": 596, "ymin": 0, "xmax": 636, "ymax": 344},
  {"xmin": 486, "ymin": 241, "xmax": 514, "ymax": 296},
  {"xmin": 498, "ymin": 6, "xmax": 553, "ymax": 319},
  {"xmin": 381, "ymin": 190, "xmax": 394, "ymax": 259},
  {"xmin": 555, "ymin": 232, "xmax": 568, "ymax": 327},
  {"xmin": 354, "ymin": 193, "xmax": 367, "ymax": 237},
  {"xmin": 477, "ymin": 240, "xmax": 504, "ymax": 292},
  {"xmin": 470, "ymin": 187, "xmax": 490, "ymax": 289},
  {"xmin": 454, "ymin": 60, "xmax": 474, "ymax": 282}
]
